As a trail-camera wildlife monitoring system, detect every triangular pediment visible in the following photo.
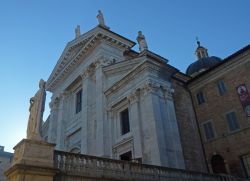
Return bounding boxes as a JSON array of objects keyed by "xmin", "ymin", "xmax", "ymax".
[
  {"xmin": 47, "ymin": 26, "xmax": 136, "ymax": 91},
  {"xmin": 103, "ymin": 56, "xmax": 144, "ymax": 89},
  {"xmin": 104, "ymin": 51, "xmax": 175, "ymax": 96}
]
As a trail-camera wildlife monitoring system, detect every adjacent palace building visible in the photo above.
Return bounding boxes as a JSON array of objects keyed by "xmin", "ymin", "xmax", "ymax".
[{"xmin": 42, "ymin": 11, "xmax": 250, "ymax": 179}]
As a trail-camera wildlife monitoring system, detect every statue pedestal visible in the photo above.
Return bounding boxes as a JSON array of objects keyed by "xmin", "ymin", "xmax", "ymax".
[{"xmin": 5, "ymin": 139, "xmax": 58, "ymax": 181}]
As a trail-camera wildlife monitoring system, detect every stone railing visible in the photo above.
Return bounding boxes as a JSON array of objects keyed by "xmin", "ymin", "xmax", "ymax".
[{"xmin": 54, "ymin": 150, "xmax": 241, "ymax": 181}]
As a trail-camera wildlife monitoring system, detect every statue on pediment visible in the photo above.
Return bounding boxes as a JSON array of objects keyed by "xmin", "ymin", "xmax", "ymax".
[
  {"xmin": 137, "ymin": 31, "xmax": 148, "ymax": 52},
  {"xmin": 97, "ymin": 10, "xmax": 109, "ymax": 29},
  {"xmin": 27, "ymin": 79, "xmax": 46, "ymax": 140},
  {"xmin": 75, "ymin": 25, "xmax": 81, "ymax": 38}
]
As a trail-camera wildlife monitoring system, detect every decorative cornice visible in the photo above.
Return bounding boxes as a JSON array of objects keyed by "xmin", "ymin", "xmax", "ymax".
[{"xmin": 104, "ymin": 59, "xmax": 171, "ymax": 97}]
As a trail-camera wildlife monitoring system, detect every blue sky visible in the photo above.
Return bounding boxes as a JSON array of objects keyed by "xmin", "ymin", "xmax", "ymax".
[{"xmin": 0, "ymin": 0, "xmax": 250, "ymax": 152}]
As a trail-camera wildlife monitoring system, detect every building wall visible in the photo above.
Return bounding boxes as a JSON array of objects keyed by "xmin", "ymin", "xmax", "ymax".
[
  {"xmin": 188, "ymin": 49, "xmax": 250, "ymax": 178},
  {"xmin": 172, "ymin": 78, "xmax": 207, "ymax": 172}
]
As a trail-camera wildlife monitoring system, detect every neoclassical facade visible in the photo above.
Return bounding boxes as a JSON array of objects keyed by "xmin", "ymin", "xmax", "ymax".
[{"xmin": 42, "ymin": 12, "xmax": 206, "ymax": 172}]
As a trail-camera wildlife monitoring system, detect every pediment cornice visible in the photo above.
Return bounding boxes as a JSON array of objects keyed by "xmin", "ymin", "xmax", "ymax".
[
  {"xmin": 104, "ymin": 58, "xmax": 174, "ymax": 97},
  {"xmin": 46, "ymin": 26, "xmax": 136, "ymax": 92}
]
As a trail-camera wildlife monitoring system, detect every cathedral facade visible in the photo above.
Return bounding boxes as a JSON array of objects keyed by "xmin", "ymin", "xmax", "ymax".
[{"xmin": 42, "ymin": 12, "xmax": 206, "ymax": 172}]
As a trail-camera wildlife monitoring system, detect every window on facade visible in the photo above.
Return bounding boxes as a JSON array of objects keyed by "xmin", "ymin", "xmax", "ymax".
[
  {"xmin": 241, "ymin": 154, "xmax": 250, "ymax": 178},
  {"xmin": 225, "ymin": 112, "xmax": 240, "ymax": 132},
  {"xmin": 196, "ymin": 91, "xmax": 205, "ymax": 105},
  {"xmin": 217, "ymin": 80, "xmax": 227, "ymax": 95},
  {"xmin": 120, "ymin": 151, "xmax": 132, "ymax": 161},
  {"xmin": 75, "ymin": 89, "xmax": 82, "ymax": 114},
  {"xmin": 203, "ymin": 121, "xmax": 215, "ymax": 140},
  {"xmin": 120, "ymin": 108, "xmax": 130, "ymax": 135}
]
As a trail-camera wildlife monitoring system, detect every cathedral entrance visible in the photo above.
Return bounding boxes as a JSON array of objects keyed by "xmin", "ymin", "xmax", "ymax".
[{"xmin": 211, "ymin": 154, "xmax": 227, "ymax": 174}]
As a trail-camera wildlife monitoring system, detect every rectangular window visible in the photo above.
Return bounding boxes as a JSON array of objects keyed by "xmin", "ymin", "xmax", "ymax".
[
  {"xmin": 75, "ymin": 89, "xmax": 82, "ymax": 114},
  {"xmin": 120, "ymin": 151, "xmax": 132, "ymax": 161},
  {"xmin": 196, "ymin": 91, "xmax": 205, "ymax": 105},
  {"xmin": 120, "ymin": 108, "xmax": 130, "ymax": 135},
  {"xmin": 203, "ymin": 121, "xmax": 215, "ymax": 140},
  {"xmin": 217, "ymin": 80, "xmax": 227, "ymax": 95},
  {"xmin": 241, "ymin": 154, "xmax": 250, "ymax": 178},
  {"xmin": 225, "ymin": 112, "xmax": 240, "ymax": 132}
]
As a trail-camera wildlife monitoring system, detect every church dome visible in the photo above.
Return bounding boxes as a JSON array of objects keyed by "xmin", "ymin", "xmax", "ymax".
[
  {"xmin": 186, "ymin": 56, "xmax": 221, "ymax": 76},
  {"xmin": 186, "ymin": 41, "xmax": 221, "ymax": 77}
]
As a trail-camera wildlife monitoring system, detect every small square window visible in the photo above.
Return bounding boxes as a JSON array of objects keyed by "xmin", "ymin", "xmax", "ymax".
[
  {"xmin": 217, "ymin": 80, "xmax": 227, "ymax": 96},
  {"xmin": 75, "ymin": 89, "xmax": 82, "ymax": 114},
  {"xmin": 120, "ymin": 108, "xmax": 130, "ymax": 135},
  {"xmin": 196, "ymin": 91, "xmax": 205, "ymax": 105},
  {"xmin": 203, "ymin": 121, "xmax": 215, "ymax": 140},
  {"xmin": 225, "ymin": 112, "xmax": 240, "ymax": 132}
]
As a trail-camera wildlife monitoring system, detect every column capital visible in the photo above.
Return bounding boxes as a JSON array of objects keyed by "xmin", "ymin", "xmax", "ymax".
[
  {"xmin": 81, "ymin": 62, "xmax": 99, "ymax": 80},
  {"xmin": 49, "ymin": 97, "xmax": 59, "ymax": 109},
  {"xmin": 96, "ymin": 55, "xmax": 115, "ymax": 67},
  {"xmin": 141, "ymin": 80, "xmax": 161, "ymax": 96},
  {"xmin": 128, "ymin": 89, "xmax": 140, "ymax": 104},
  {"xmin": 162, "ymin": 86, "xmax": 174, "ymax": 100}
]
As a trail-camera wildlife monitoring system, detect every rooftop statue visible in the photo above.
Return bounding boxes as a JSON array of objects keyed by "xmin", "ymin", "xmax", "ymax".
[
  {"xmin": 75, "ymin": 25, "xmax": 81, "ymax": 38},
  {"xmin": 137, "ymin": 31, "xmax": 148, "ymax": 52},
  {"xmin": 97, "ymin": 10, "xmax": 109, "ymax": 29},
  {"xmin": 27, "ymin": 79, "xmax": 46, "ymax": 140}
]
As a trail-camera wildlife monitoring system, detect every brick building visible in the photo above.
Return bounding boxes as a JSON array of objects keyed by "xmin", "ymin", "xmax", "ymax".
[{"xmin": 186, "ymin": 44, "xmax": 250, "ymax": 178}]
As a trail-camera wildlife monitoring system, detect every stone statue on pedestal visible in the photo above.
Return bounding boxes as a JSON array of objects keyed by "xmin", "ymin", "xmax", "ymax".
[
  {"xmin": 27, "ymin": 79, "xmax": 46, "ymax": 140},
  {"xmin": 97, "ymin": 10, "xmax": 109, "ymax": 29},
  {"xmin": 137, "ymin": 31, "xmax": 148, "ymax": 52}
]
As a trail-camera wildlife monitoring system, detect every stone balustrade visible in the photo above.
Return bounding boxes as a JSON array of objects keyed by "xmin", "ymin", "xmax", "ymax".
[{"xmin": 54, "ymin": 150, "xmax": 242, "ymax": 181}]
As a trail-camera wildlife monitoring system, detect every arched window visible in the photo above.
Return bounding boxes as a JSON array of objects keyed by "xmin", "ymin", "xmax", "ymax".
[{"xmin": 211, "ymin": 154, "xmax": 227, "ymax": 174}]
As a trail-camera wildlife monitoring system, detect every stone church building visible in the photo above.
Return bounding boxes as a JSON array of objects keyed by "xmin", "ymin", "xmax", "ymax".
[
  {"xmin": 42, "ymin": 12, "xmax": 206, "ymax": 172},
  {"xmin": 42, "ymin": 11, "xmax": 250, "ymax": 179}
]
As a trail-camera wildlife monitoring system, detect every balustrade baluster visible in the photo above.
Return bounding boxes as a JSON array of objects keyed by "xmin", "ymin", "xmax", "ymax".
[{"xmin": 53, "ymin": 151, "xmax": 239, "ymax": 181}]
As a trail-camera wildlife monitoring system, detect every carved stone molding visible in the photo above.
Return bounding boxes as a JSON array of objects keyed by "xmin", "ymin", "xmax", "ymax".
[
  {"xmin": 128, "ymin": 89, "xmax": 140, "ymax": 104},
  {"xmin": 140, "ymin": 80, "xmax": 174, "ymax": 100},
  {"xmin": 97, "ymin": 55, "xmax": 115, "ymax": 67},
  {"xmin": 141, "ymin": 80, "xmax": 161, "ymax": 96},
  {"xmin": 162, "ymin": 86, "xmax": 174, "ymax": 100},
  {"xmin": 81, "ymin": 62, "xmax": 98, "ymax": 80},
  {"xmin": 49, "ymin": 97, "xmax": 59, "ymax": 109},
  {"xmin": 81, "ymin": 55, "xmax": 115, "ymax": 80}
]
